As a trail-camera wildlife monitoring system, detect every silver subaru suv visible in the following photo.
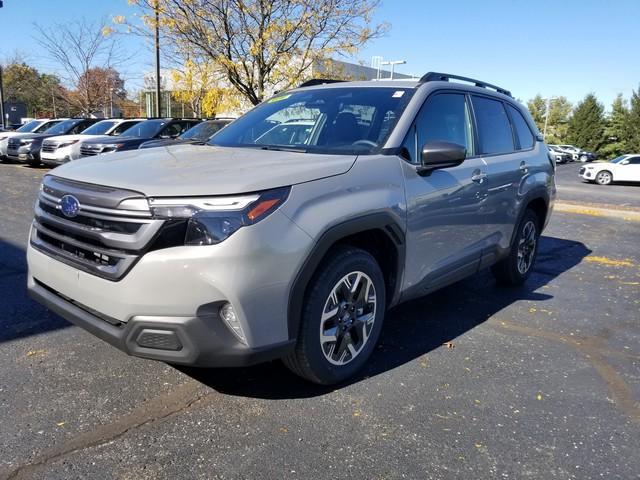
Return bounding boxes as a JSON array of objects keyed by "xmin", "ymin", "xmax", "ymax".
[{"xmin": 27, "ymin": 72, "xmax": 555, "ymax": 384}]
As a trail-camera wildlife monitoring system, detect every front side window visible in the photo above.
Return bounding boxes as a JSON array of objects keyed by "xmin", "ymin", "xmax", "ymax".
[
  {"xmin": 35, "ymin": 120, "xmax": 62, "ymax": 133},
  {"xmin": 82, "ymin": 120, "xmax": 118, "ymax": 135},
  {"xmin": 471, "ymin": 96, "xmax": 514, "ymax": 155},
  {"xmin": 43, "ymin": 120, "xmax": 81, "ymax": 135},
  {"xmin": 209, "ymin": 87, "xmax": 414, "ymax": 154},
  {"xmin": 111, "ymin": 121, "xmax": 140, "ymax": 135},
  {"xmin": 507, "ymin": 104, "xmax": 534, "ymax": 150},
  {"xmin": 121, "ymin": 120, "xmax": 166, "ymax": 138},
  {"xmin": 403, "ymin": 93, "xmax": 473, "ymax": 163}
]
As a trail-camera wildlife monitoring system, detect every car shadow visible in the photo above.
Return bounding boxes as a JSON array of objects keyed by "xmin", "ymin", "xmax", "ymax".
[
  {"xmin": 0, "ymin": 239, "xmax": 70, "ymax": 343},
  {"xmin": 177, "ymin": 235, "xmax": 592, "ymax": 399}
]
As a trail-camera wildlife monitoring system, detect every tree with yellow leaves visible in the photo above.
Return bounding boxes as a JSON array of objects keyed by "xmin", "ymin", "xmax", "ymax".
[
  {"xmin": 171, "ymin": 59, "xmax": 242, "ymax": 117},
  {"xmin": 128, "ymin": 0, "xmax": 387, "ymax": 106}
]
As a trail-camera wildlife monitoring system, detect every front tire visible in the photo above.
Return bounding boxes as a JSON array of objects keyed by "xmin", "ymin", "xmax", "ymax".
[
  {"xmin": 595, "ymin": 170, "xmax": 613, "ymax": 185},
  {"xmin": 491, "ymin": 210, "xmax": 540, "ymax": 286},
  {"xmin": 284, "ymin": 246, "xmax": 386, "ymax": 385}
]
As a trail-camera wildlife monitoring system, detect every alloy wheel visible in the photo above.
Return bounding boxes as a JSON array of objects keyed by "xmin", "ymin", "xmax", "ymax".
[
  {"xmin": 597, "ymin": 171, "xmax": 612, "ymax": 185},
  {"xmin": 517, "ymin": 220, "xmax": 537, "ymax": 275},
  {"xmin": 319, "ymin": 271, "xmax": 377, "ymax": 366}
]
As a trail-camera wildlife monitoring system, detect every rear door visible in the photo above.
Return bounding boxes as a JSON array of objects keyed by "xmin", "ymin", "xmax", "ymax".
[
  {"xmin": 401, "ymin": 91, "xmax": 491, "ymax": 298},
  {"xmin": 471, "ymin": 96, "xmax": 528, "ymax": 261}
]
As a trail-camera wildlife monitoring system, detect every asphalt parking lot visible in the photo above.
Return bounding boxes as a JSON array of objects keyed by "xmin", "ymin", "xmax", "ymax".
[{"xmin": 0, "ymin": 162, "xmax": 638, "ymax": 479}]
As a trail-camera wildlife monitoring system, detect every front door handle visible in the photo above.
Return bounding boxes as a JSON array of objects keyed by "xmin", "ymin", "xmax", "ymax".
[
  {"xmin": 471, "ymin": 171, "xmax": 488, "ymax": 183},
  {"xmin": 519, "ymin": 161, "xmax": 529, "ymax": 173}
]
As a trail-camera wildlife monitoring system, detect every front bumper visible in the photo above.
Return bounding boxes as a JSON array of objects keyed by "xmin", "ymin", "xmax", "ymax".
[
  {"xmin": 579, "ymin": 167, "xmax": 594, "ymax": 179},
  {"xmin": 28, "ymin": 276, "xmax": 294, "ymax": 366},
  {"xmin": 7, "ymin": 146, "xmax": 38, "ymax": 163},
  {"xmin": 27, "ymin": 208, "xmax": 311, "ymax": 366},
  {"xmin": 41, "ymin": 148, "xmax": 72, "ymax": 166}
]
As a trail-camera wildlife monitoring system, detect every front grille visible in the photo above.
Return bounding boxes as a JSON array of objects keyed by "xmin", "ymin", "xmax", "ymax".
[
  {"xmin": 8, "ymin": 138, "xmax": 21, "ymax": 149},
  {"xmin": 41, "ymin": 142, "xmax": 58, "ymax": 153},
  {"xmin": 31, "ymin": 175, "xmax": 168, "ymax": 281},
  {"xmin": 579, "ymin": 167, "xmax": 585, "ymax": 174},
  {"xmin": 79, "ymin": 144, "xmax": 102, "ymax": 157}
]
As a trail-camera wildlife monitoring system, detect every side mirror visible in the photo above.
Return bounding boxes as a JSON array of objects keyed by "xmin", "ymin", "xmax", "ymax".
[
  {"xmin": 418, "ymin": 141, "xmax": 466, "ymax": 175},
  {"xmin": 620, "ymin": 160, "xmax": 629, "ymax": 165}
]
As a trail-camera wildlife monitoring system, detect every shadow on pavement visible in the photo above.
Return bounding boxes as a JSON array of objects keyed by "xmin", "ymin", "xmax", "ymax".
[
  {"xmin": 179, "ymin": 235, "xmax": 592, "ymax": 399},
  {"xmin": 0, "ymin": 238, "xmax": 69, "ymax": 342}
]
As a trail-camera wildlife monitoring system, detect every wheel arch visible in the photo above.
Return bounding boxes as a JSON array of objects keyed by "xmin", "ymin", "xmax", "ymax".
[{"xmin": 287, "ymin": 213, "xmax": 405, "ymax": 341}]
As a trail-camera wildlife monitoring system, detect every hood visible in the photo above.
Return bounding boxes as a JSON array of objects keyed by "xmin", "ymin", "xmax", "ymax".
[
  {"xmin": 84, "ymin": 135, "xmax": 143, "ymax": 146},
  {"xmin": 0, "ymin": 131, "xmax": 36, "ymax": 140},
  {"xmin": 140, "ymin": 138, "xmax": 198, "ymax": 149},
  {"xmin": 44, "ymin": 134, "xmax": 106, "ymax": 143},
  {"xmin": 50, "ymin": 144, "xmax": 357, "ymax": 197}
]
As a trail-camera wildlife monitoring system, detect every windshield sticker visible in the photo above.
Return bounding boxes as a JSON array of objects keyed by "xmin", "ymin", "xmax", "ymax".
[
  {"xmin": 268, "ymin": 94, "xmax": 291, "ymax": 103},
  {"xmin": 392, "ymin": 91, "xmax": 405, "ymax": 98}
]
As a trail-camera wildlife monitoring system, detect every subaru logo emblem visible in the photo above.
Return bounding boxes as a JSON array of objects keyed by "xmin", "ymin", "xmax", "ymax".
[{"xmin": 60, "ymin": 194, "xmax": 80, "ymax": 218}]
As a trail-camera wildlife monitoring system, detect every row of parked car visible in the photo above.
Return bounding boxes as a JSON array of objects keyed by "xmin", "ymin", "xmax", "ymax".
[
  {"xmin": 547, "ymin": 144, "xmax": 597, "ymax": 164},
  {"xmin": 0, "ymin": 117, "xmax": 234, "ymax": 167}
]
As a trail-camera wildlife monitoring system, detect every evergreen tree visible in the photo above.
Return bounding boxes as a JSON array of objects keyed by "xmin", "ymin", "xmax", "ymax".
[
  {"xmin": 627, "ymin": 86, "xmax": 640, "ymax": 153},
  {"xmin": 600, "ymin": 94, "xmax": 629, "ymax": 159},
  {"xmin": 567, "ymin": 93, "xmax": 606, "ymax": 153}
]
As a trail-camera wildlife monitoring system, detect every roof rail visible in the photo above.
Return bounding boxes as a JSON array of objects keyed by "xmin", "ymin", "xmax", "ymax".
[
  {"xmin": 298, "ymin": 78, "xmax": 346, "ymax": 88},
  {"xmin": 419, "ymin": 72, "xmax": 512, "ymax": 97}
]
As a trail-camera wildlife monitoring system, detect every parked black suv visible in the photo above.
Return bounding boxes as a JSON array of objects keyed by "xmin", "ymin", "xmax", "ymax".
[
  {"xmin": 139, "ymin": 118, "xmax": 233, "ymax": 149},
  {"xmin": 78, "ymin": 118, "xmax": 201, "ymax": 157}
]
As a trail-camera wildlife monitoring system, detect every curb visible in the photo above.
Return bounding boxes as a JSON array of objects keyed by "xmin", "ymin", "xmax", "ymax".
[{"xmin": 554, "ymin": 202, "xmax": 640, "ymax": 222}]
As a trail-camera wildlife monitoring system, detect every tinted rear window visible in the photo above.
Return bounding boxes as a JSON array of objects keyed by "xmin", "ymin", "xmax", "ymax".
[
  {"xmin": 507, "ymin": 104, "xmax": 534, "ymax": 150},
  {"xmin": 472, "ymin": 96, "xmax": 514, "ymax": 155}
]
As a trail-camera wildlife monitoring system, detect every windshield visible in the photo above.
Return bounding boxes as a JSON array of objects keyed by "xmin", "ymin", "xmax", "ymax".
[
  {"xmin": 181, "ymin": 121, "xmax": 228, "ymax": 140},
  {"xmin": 120, "ymin": 119, "xmax": 166, "ymax": 138},
  {"xmin": 35, "ymin": 120, "xmax": 62, "ymax": 133},
  {"xmin": 81, "ymin": 120, "xmax": 118, "ymax": 135},
  {"xmin": 209, "ymin": 87, "xmax": 415, "ymax": 154},
  {"xmin": 17, "ymin": 120, "xmax": 42, "ymax": 132},
  {"xmin": 43, "ymin": 119, "xmax": 81, "ymax": 135}
]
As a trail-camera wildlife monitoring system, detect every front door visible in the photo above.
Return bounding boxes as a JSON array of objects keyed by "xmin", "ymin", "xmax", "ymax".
[{"xmin": 401, "ymin": 91, "xmax": 490, "ymax": 300}]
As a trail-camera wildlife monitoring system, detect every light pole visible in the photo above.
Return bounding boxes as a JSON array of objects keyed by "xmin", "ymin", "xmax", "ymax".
[
  {"xmin": 543, "ymin": 96, "xmax": 558, "ymax": 140},
  {"xmin": 154, "ymin": 0, "xmax": 161, "ymax": 117},
  {"xmin": 380, "ymin": 60, "xmax": 406, "ymax": 80},
  {"xmin": 0, "ymin": 66, "xmax": 6, "ymax": 128},
  {"xmin": 109, "ymin": 88, "xmax": 114, "ymax": 117}
]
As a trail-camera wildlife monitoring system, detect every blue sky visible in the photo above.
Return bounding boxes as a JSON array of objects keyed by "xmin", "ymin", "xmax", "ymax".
[{"xmin": 1, "ymin": 0, "xmax": 638, "ymax": 109}]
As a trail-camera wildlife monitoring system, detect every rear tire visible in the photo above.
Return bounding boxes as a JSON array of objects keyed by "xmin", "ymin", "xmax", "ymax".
[
  {"xmin": 595, "ymin": 170, "xmax": 613, "ymax": 185},
  {"xmin": 283, "ymin": 246, "xmax": 386, "ymax": 385},
  {"xmin": 491, "ymin": 209, "xmax": 540, "ymax": 286}
]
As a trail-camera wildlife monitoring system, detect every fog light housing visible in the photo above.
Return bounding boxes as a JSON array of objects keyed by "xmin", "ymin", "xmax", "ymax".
[{"xmin": 219, "ymin": 302, "xmax": 246, "ymax": 344}]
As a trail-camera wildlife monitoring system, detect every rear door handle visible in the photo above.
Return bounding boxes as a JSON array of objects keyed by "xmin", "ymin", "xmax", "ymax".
[{"xmin": 471, "ymin": 171, "xmax": 488, "ymax": 183}]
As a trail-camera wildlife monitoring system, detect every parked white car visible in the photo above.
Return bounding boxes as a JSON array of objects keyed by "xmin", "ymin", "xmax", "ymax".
[
  {"xmin": 0, "ymin": 119, "xmax": 63, "ymax": 160},
  {"xmin": 579, "ymin": 155, "xmax": 640, "ymax": 185},
  {"xmin": 40, "ymin": 118, "xmax": 145, "ymax": 166}
]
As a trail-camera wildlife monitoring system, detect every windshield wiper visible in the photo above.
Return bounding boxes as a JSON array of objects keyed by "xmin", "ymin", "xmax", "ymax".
[{"xmin": 259, "ymin": 145, "xmax": 308, "ymax": 153}]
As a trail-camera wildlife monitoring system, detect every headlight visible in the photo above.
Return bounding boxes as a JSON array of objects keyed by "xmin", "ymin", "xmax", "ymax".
[
  {"xmin": 149, "ymin": 187, "xmax": 290, "ymax": 245},
  {"xmin": 57, "ymin": 140, "xmax": 79, "ymax": 148},
  {"xmin": 20, "ymin": 139, "xmax": 34, "ymax": 146}
]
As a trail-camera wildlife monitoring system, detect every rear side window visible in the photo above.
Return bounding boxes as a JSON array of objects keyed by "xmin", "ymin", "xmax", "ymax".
[
  {"xmin": 471, "ymin": 96, "xmax": 514, "ymax": 155},
  {"xmin": 507, "ymin": 104, "xmax": 534, "ymax": 150},
  {"xmin": 405, "ymin": 93, "xmax": 473, "ymax": 163},
  {"xmin": 627, "ymin": 157, "xmax": 640, "ymax": 165}
]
